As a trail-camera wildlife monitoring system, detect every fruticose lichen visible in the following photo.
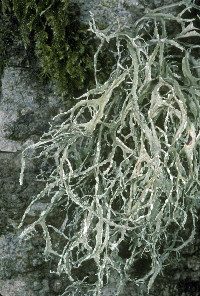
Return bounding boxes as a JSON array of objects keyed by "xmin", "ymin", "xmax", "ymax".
[{"xmin": 19, "ymin": 1, "xmax": 200, "ymax": 295}]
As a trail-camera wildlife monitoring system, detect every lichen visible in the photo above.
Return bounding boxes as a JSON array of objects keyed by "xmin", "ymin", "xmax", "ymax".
[{"xmin": 19, "ymin": 1, "xmax": 200, "ymax": 295}]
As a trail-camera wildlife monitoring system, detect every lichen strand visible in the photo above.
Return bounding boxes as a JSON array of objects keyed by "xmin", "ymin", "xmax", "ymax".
[
  {"xmin": 19, "ymin": 1, "xmax": 200, "ymax": 296},
  {"xmin": 1, "ymin": 0, "xmax": 98, "ymax": 98}
]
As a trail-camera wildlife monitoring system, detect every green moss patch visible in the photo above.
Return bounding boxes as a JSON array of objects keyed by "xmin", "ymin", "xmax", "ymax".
[{"xmin": 1, "ymin": 1, "xmax": 97, "ymax": 99}]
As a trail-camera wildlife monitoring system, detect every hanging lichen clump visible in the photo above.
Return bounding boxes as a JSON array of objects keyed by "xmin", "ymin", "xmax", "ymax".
[{"xmin": 19, "ymin": 1, "xmax": 200, "ymax": 295}]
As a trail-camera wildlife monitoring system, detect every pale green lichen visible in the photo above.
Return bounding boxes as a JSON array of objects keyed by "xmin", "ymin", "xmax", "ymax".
[{"xmin": 19, "ymin": 1, "xmax": 200, "ymax": 295}]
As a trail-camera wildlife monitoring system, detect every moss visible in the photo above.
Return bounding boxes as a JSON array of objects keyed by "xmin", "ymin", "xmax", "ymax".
[
  {"xmin": 1, "ymin": 1, "xmax": 97, "ymax": 100},
  {"xmin": 1, "ymin": 0, "xmax": 117, "ymax": 102}
]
